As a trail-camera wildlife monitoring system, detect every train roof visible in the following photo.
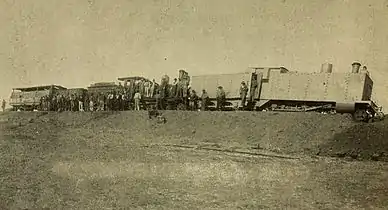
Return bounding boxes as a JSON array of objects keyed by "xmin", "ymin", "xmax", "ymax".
[
  {"xmin": 59, "ymin": 87, "xmax": 88, "ymax": 91},
  {"xmin": 13, "ymin": 85, "xmax": 67, "ymax": 91},
  {"xmin": 118, "ymin": 76, "xmax": 150, "ymax": 81},
  {"xmin": 88, "ymin": 84, "xmax": 118, "ymax": 89}
]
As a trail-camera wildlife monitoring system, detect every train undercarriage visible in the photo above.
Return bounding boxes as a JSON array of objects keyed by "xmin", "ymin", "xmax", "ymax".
[
  {"xmin": 252, "ymin": 99, "xmax": 384, "ymax": 123},
  {"xmin": 11, "ymin": 97, "xmax": 384, "ymax": 123},
  {"xmin": 11, "ymin": 104, "xmax": 39, "ymax": 112},
  {"xmin": 200, "ymin": 98, "xmax": 384, "ymax": 123}
]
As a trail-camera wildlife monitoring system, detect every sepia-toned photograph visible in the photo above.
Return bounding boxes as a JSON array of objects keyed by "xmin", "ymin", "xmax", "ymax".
[{"xmin": 0, "ymin": 0, "xmax": 387, "ymax": 209}]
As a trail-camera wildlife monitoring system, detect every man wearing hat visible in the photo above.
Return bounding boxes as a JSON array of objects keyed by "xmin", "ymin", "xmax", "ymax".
[
  {"xmin": 240, "ymin": 81, "xmax": 248, "ymax": 109},
  {"xmin": 171, "ymin": 78, "xmax": 178, "ymax": 97},
  {"xmin": 200, "ymin": 89, "xmax": 209, "ymax": 111},
  {"xmin": 216, "ymin": 86, "xmax": 226, "ymax": 111},
  {"xmin": 361, "ymin": 65, "xmax": 369, "ymax": 74},
  {"xmin": 351, "ymin": 62, "xmax": 362, "ymax": 73}
]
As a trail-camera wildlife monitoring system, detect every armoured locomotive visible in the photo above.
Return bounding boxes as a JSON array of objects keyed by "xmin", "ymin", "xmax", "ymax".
[{"xmin": 190, "ymin": 62, "xmax": 384, "ymax": 122}]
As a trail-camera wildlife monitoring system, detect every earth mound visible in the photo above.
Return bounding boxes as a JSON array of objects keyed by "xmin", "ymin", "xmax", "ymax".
[
  {"xmin": 1, "ymin": 111, "xmax": 387, "ymax": 161},
  {"xmin": 319, "ymin": 119, "xmax": 388, "ymax": 161}
]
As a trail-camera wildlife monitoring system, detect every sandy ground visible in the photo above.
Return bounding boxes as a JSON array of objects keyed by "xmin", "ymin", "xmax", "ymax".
[{"xmin": 1, "ymin": 111, "xmax": 388, "ymax": 209}]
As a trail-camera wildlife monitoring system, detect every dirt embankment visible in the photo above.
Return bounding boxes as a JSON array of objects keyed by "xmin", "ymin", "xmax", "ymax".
[
  {"xmin": 1, "ymin": 111, "xmax": 388, "ymax": 209},
  {"xmin": 2, "ymin": 110, "xmax": 387, "ymax": 161},
  {"xmin": 318, "ymin": 119, "xmax": 388, "ymax": 161}
]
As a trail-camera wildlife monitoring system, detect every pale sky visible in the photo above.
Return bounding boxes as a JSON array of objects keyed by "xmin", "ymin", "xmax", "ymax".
[{"xmin": 1, "ymin": 0, "xmax": 387, "ymax": 110}]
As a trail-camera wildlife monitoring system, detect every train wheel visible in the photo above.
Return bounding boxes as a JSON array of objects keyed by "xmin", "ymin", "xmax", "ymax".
[
  {"xmin": 177, "ymin": 103, "xmax": 186, "ymax": 111},
  {"xmin": 353, "ymin": 109, "xmax": 368, "ymax": 122},
  {"xmin": 166, "ymin": 103, "xmax": 173, "ymax": 110}
]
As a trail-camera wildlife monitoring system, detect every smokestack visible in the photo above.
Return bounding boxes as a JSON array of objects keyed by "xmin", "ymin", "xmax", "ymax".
[
  {"xmin": 351, "ymin": 62, "xmax": 361, "ymax": 73},
  {"xmin": 320, "ymin": 63, "xmax": 333, "ymax": 73}
]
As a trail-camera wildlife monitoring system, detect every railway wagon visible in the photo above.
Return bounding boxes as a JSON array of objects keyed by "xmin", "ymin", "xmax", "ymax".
[
  {"xmin": 190, "ymin": 71, "xmax": 253, "ymax": 109},
  {"xmin": 87, "ymin": 82, "xmax": 119, "ymax": 95},
  {"xmin": 9, "ymin": 85, "xmax": 67, "ymax": 111}
]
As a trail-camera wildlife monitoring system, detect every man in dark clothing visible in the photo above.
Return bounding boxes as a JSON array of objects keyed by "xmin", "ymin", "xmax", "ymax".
[
  {"xmin": 188, "ymin": 89, "xmax": 198, "ymax": 111},
  {"xmin": 117, "ymin": 94, "xmax": 123, "ymax": 111},
  {"xmin": 84, "ymin": 94, "xmax": 89, "ymax": 112},
  {"xmin": 70, "ymin": 94, "xmax": 75, "ymax": 111},
  {"xmin": 64, "ymin": 95, "xmax": 70, "ymax": 111},
  {"xmin": 52, "ymin": 96, "xmax": 57, "ymax": 111},
  {"xmin": 158, "ymin": 84, "xmax": 168, "ymax": 110},
  {"xmin": 154, "ymin": 91, "xmax": 161, "ymax": 110},
  {"xmin": 122, "ymin": 94, "xmax": 128, "ymax": 111},
  {"xmin": 2, "ymin": 99, "xmax": 6, "ymax": 112},
  {"xmin": 47, "ymin": 96, "xmax": 51, "ymax": 111},
  {"xmin": 249, "ymin": 74, "xmax": 258, "ymax": 102},
  {"xmin": 111, "ymin": 92, "xmax": 116, "ymax": 111},
  {"xmin": 182, "ymin": 79, "xmax": 189, "ymax": 101},
  {"xmin": 61, "ymin": 95, "xmax": 66, "ymax": 111},
  {"xmin": 39, "ymin": 96, "xmax": 45, "ymax": 111},
  {"xmin": 201, "ymin": 89, "xmax": 209, "ymax": 111},
  {"xmin": 239, "ymin": 81, "xmax": 248, "ymax": 109},
  {"xmin": 153, "ymin": 82, "xmax": 159, "ymax": 97},
  {"xmin": 171, "ymin": 78, "xmax": 178, "ymax": 97},
  {"xmin": 57, "ymin": 95, "xmax": 63, "ymax": 112},
  {"xmin": 119, "ymin": 82, "xmax": 123, "ymax": 93},
  {"xmin": 216, "ymin": 86, "xmax": 226, "ymax": 111},
  {"xmin": 176, "ymin": 78, "xmax": 182, "ymax": 98},
  {"xmin": 57, "ymin": 95, "xmax": 62, "ymax": 112}
]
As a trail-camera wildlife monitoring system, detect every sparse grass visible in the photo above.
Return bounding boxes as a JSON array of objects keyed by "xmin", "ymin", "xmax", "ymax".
[{"xmin": 0, "ymin": 112, "xmax": 388, "ymax": 209}]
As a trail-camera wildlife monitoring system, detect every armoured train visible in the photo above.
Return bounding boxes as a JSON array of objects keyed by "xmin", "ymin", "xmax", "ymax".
[
  {"xmin": 190, "ymin": 62, "xmax": 384, "ymax": 122},
  {"xmin": 8, "ymin": 62, "xmax": 384, "ymax": 122}
]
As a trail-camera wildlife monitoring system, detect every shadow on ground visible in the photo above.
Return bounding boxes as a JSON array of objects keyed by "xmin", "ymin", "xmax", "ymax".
[{"xmin": 318, "ymin": 119, "xmax": 388, "ymax": 161}]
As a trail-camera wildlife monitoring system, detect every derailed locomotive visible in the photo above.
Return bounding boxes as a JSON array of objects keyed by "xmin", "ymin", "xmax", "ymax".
[{"xmin": 190, "ymin": 62, "xmax": 384, "ymax": 122}]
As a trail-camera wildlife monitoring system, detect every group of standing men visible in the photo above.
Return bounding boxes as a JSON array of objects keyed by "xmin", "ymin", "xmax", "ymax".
[
  {"xmin": 37, "ymin": 78, "xmax": 161, "ymax": 112},
  {"xmin": 15, "ymin": 71, "xmax": 251, "ymax": 112},
  {"xmin": 213, "ymin": 80, "xmax": 249, "ymax": 111},
  {"xmin": 156, "ymin": 78, "xmax": 249, "ymax": 111},
  {"xmin": 39, "ymin": 94, "xmax": 87, "ymax": 112}
]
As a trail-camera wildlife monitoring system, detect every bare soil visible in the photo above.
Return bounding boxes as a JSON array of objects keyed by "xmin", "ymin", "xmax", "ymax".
[{"xmin": 0, "ymin": 111, "xmax": 387, "ymax": 209}]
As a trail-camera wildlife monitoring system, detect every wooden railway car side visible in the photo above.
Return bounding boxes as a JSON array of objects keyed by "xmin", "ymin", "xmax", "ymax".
[{"xmin": 9, "ymin": 85, "xmax": 66, "ymax": 111}]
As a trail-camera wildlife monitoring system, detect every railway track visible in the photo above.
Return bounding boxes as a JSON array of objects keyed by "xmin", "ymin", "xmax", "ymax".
[{"xmin": 142, "ymin": 143, "xmax": 301, "ymax": 160}]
